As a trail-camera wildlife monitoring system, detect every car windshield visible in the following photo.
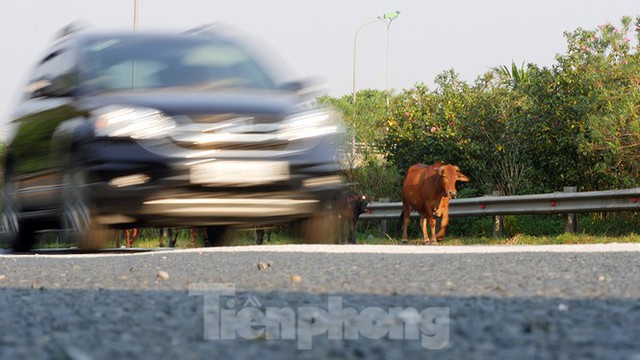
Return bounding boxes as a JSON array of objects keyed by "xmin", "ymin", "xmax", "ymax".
[{"xmin": 79, "ymin": 34, "xmax": 278, "ymax": 93}]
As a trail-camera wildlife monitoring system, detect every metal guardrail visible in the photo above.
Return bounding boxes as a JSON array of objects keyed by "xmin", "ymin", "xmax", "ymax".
[{"xmin": 361, "ymin": 188, "xmax": 640, "ymax": 220}]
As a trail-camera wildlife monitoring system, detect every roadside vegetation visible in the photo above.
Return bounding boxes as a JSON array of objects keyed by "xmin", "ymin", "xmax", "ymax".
[
  {"xmin": 315, "ymin": 16, "xmax": 640, "ymax": 244},
  {"xmin": 323, "ymin": 16, "xmax": 640, "ymax": 200}
]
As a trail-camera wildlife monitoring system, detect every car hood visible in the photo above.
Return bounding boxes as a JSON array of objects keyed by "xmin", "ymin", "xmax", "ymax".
[{"xmin": 80, "ymin": 89, "xmax": 304, "ymax": 117}]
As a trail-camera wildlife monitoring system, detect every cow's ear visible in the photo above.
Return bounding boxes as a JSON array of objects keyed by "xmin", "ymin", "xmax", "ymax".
[{"xmin": 457, "ymin": 173, "xmax": 470, "ymax": 182}]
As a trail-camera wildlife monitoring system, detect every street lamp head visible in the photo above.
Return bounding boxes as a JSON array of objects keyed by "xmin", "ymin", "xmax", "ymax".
[{"xmin": 382, "ymin": 10, "xmax": 400, "ymax": 20}]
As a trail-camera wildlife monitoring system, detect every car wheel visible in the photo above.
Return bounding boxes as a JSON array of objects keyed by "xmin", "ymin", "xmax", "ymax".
[
  {"xmin": 1, "ymin": 177, "xmax": 37, "ymax": 252},
  {"xmin": 204, "ymin": 226, "xmax": 229, "ymax": 246},
  {"xmin": 297, "ymin": 208, "xmax": 335, "ymax": 244},
  {"xmin": 61, "ymin": 165, "xmax": 112, "ymax": 250}
]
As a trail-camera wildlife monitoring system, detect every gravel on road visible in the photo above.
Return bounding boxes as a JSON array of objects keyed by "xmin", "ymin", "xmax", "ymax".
[{"xmin": 1, "ymin": 244, "xmax": 639, "ymax": 359}]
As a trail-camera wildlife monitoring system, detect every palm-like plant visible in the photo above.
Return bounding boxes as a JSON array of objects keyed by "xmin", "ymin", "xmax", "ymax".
[{"xmin": 492, "ymin": 61, "xmax": 530, "ymax": 89}]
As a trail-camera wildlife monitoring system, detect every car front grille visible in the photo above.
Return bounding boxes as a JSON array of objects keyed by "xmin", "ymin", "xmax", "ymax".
[{"xmin": 169, "ymin": 114, "xmax": 290, "ymax": 152}]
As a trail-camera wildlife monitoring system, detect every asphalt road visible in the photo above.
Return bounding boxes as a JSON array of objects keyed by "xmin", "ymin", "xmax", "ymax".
[{"xmin": 1, "ymin": 243, "xmax": 640, "ymax": 359}]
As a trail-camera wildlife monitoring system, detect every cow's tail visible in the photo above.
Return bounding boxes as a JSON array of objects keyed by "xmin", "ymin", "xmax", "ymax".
[{"xmin": 396, "ymin": 209, "xmax": 404, "ymax": 238}]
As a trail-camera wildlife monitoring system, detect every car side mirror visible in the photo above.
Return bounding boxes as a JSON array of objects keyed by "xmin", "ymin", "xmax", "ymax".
[
  {"xmin": 26, "ymin": 78, "xmax": 53, "ymax": 97},
  {"xmin": 27, "ymin": 75, "xmax": 75, "ymax": 98}
]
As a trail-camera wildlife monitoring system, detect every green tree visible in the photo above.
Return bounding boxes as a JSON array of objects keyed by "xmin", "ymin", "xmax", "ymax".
[
  {"xmin": 324, "ymin": 15, "xmax": 640, "ymax": 198},
  {"xmin": 318, "ymin": 89, "xmax": 402, "ymax": 200},
  {"xmin": 539, "ymin": 16, "xmax": 640, "ymax": 189}
]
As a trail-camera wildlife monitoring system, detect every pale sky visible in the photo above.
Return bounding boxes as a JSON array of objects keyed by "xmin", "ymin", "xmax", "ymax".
[{"xmin": 1, "ymin": 0, "xmax": 638, "ymax": 130}]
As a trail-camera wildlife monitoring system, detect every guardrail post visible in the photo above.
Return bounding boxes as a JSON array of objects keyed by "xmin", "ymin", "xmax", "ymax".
[
  {"xmin": 564, "ymin": 186, "xmax": 577, "ymax": 233},
  {"xmin": 492, "ymin": 191, "xmax": 505, "ymax": 237},
  {"xmin": 378, "ymin": 198, "xmax": 390, "ymax": 237}
]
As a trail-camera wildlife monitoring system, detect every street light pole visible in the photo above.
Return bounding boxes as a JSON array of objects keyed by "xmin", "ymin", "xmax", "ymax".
[
  {"xmin": 133, "ymin": 0, "xmax": 139, "ymax": 31},
  {"xmin": 352, "ymin": 11, "xmax": 400, "ymax": 104},
  {"xmin": 352, "ymin": 18, "xmax": 382, "ymax": 103},
  {"xmin": 380, "ymin": 11, "xmax": 400, "ymax": 107},
  {"xmin": 132, "ymin": 0, "xmax": 139, "ymax": 89}
]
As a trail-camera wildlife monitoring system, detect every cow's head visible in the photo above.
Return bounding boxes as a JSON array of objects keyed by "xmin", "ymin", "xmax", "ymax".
[
  {"xmin": 355, "ymin": 194, "xmax": 370, "ymax": 215},
  {"xmin": 436, "ymin": 165, "xmax": 470, "ymax": 198},
  {"xmin": 348, "ymin": 193, "xmax": 370, "ymax": 215}
]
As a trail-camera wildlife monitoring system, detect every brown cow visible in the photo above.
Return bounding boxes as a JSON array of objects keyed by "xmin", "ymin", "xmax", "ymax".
[{"xmin": 399, "ymin": 163, "xmax": 469, "ymax": 244}]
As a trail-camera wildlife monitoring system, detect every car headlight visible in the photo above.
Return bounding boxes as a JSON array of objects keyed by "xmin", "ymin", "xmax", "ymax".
[
  {"xmin": 94, "ymin": 106, "xmax": 175, "ymax": 139},
  {"xmin": 278, "ymin": 110, "xmax": 341, "ymax": 141}
]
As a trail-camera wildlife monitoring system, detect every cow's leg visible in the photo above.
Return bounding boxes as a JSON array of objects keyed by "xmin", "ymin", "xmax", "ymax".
[
  {"xmin": 436, "ymin": 211, "xmax": 450, "ymax": 240},
  {"xmin": 189, "ymin": 228, "xmax": 197, "ymax": 248},
  {"xmin": 429, "ymin": 216, "xmax": 438, "ymax": 243},
  {"xmin": 420, "ymin": 215, "xmax": 430, "ymax": 244},
  {"xmin": 169, "ymin": 228, "xmax": 178, "ymax": 248},
  {"xmin": 132, "ymin": 228, "xmax": 138, "ymax": 247},
  {"xmin": 129, "ymin": 228, "xmax": 138, "ymax": 248},
  {"xmin": 158, "ymin": 228, "xmax": 166, "ymax": 247},
  {"xmin": 125, "ymin": 228, "xmax": 137, "ymax": 248},
  {"xmin": 256, "ymin": 229, "xmax": 264, "ymax": 245},
  {"xmin": 125, "ymin": 229, "xmax": 132, "ymax": 248},
  {"xmin": 401, "ymin": 205, "xmax": 411, "ymax": 242},
  {"xmin": 347, "ymin": 219, "xmax": 357, "ymax": 244}
]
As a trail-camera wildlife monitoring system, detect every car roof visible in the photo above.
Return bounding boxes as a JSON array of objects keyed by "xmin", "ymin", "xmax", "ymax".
[{"xmin": 53, "ymin": 23, "xmax": 229, "ymax": 44}]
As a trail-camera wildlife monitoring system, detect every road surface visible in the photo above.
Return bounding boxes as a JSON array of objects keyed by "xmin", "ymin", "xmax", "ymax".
[{"xmin": 1, "ymin": 243, "xmax": 639, "ymax": 359}]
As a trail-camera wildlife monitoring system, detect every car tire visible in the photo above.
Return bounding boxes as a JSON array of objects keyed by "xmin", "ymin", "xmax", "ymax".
[
  {"xmin": 297, "ymin": 208, "xmax": 335, "ymax": 244},
  {"xmin": 1, "ymin": 176, "xmax": 37, "ymax": 252},
  {"xmin": 61, "ymin": 164, "xmax": 113, "ymax": 250}
]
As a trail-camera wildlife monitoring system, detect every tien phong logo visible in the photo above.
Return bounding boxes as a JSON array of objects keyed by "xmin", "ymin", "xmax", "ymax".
[{"xmin": 189, "ymin": 283, "xmax": 450, "ymax": 350}]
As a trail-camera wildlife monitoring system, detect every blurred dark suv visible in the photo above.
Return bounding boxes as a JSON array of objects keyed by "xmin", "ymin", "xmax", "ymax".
[{"xmin": 0, "ymin": 25, "xmax": 345, "ymax": 251}]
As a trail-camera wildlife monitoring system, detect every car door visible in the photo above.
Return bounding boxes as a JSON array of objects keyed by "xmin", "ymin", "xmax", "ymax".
[{"xmin": 6, "ymin": 47, "xmax": 82, "ymax": 212}]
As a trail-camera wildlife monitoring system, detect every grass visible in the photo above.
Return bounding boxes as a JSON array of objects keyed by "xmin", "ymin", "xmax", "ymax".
[
  {"xmin": 100, "ymin": 230, "xmax": 640, "ymax": 249},
  {"xmin": 8, "ymin": 232, "xmax": 640, "ymax": 250},
  {"xmin": 5, "ymin": 213, "xmax": 640, "ymax": 249},
  {"xmin": 434, "ymin": 233, "xmax": 640, "ymax": 246}
]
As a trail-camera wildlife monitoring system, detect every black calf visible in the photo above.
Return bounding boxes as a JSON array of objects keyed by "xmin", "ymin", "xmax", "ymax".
[{"xmin": 334, "ymin": 189, "xmax": 369, "ymax": 244}]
